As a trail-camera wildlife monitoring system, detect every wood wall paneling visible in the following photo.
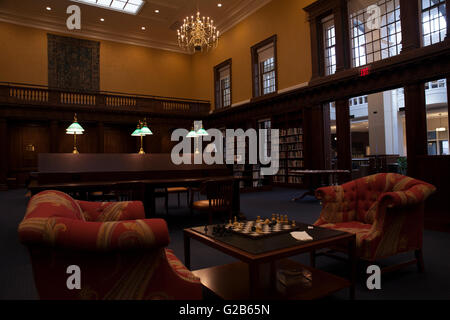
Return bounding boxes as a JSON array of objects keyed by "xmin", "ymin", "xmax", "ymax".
[
  {"xmin": 0, "ymin": 119, "xmax": 7, "ymax": 190},
  {"xmin": 8, "ymin": 122, "xmax": 50, "ymax": 186}
]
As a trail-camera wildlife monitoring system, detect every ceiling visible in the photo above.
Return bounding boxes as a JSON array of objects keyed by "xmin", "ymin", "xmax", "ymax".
[{"xmin": 0, "ymin": 0, "xmax": 272, "ymax": 53}]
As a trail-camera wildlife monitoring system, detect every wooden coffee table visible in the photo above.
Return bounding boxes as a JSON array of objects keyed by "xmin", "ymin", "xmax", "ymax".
[{"xmin": 184, "ymin": 222, "xmax": 356, "ymax": 300}]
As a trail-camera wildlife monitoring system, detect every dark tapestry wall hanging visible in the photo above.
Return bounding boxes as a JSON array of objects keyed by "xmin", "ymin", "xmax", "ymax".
[{"xmin": 48, "ymin": 34, "xmax": 100, "ymax": 92}]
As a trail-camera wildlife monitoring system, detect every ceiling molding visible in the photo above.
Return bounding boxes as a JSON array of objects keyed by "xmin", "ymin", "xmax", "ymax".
[
  {"xmin": 0, "ymin": 10, "xmax": 188, "ymax": 54},
  {"xmin": 0, "ymin": 0, "xmax": 273, "ymax": 54},
  {"xmin": 217, "ymin": 0, "xmax": 273, "ymax": 34}
]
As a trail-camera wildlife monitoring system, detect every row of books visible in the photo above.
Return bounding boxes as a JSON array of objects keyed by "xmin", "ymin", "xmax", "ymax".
[
  {"xmin": 280, "ymin": 136, "xmax": 303, "ymax": 144},
  {"xmin": 280, "ymin": 128, "xmax": 303, "ymax": 136},
  {"xmin": 279, "ymin": 143, "xmax": 303, "ymax": 151},
  {"xmin": 280, "ymin": 151, "xmax": 304, "ymax": 159}
]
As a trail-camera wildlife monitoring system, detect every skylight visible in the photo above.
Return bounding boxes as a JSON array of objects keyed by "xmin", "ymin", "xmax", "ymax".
[{"xmin": 71, "ymin": 0, "xmax": 145, "ymax": 15}]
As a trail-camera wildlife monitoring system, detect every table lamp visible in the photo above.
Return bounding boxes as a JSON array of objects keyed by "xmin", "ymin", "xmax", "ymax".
[
  {"xmin": 132, "ymin": 119, "xmax": 153, "ymax": 154},
  {"xmin": 66, "ymin": 113, "xmax": 84, "ymax": 154}
]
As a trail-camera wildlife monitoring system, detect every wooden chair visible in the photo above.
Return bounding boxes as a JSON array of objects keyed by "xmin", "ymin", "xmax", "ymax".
[
  {"xmin": 166, "ymin": 187, "xmax": 189, "ymax": 209},
  {"xmin": 191, "ymin": 178, "xmax": 233, "ymax": 224}
]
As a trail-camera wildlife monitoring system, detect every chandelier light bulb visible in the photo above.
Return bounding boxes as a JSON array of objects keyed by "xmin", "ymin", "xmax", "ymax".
[{"xmin": 177, "ymin": 10, "xmax": 219, "ymax": 53}]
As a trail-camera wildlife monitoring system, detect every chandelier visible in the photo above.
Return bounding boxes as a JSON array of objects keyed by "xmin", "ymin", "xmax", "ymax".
[{"xmin": 177, "ymin": 12, "xmax": 219, "ymax": 53}]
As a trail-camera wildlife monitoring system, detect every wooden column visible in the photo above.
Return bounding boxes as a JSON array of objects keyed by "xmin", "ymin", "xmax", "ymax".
[
  {"xmin": 304, "ymin": 105, "xmax": 331, "ymax": 169},
  {"xmin": 49, "ymin": 120, "xmax": 59, "ymax": 153},
  {"xmin": 400, "ymin": 0, "xmax": 421, "ymax": 52},
  {"xmin": 446, "ymin": 0, "xmax": 450, "ymax": 40},
  {"xmin": 0, "ymin": 119, "xmax": 8, "ymax": 190},
  {"xmin": 448, "ymin": 77, "xmax": 450, "ymax": 132},
  {"xmin": 334, "ymin": 0, "xmax": 351, "ymax": 72},
  {"xmin": 404, "ymin": 83, "xmax": 427, "ymax": 178},
  {"xmin": 97, "ymin": 121, "xmax": 104, "ymax": 153},
  {"xmin": 335, "ymin": 99, "xmax": 352, "ymax": 171}
]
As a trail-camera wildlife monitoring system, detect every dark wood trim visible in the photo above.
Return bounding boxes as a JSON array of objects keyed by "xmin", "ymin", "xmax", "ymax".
[
  {"xmin": 404, "ymin": 83, "xmax": 427, "ymax": 178},
  {"xmin": 0, "ymin": 118, "xmax": 7, "ymax": 190},
  {"xmin": 304, "ymin": 0, "xmax": 348, "ymax": 78},
  {"xmin": 304, "ymin": 104, "xmax": 331, "ymax": 169},
  {"xmin": 309, "ymin": 18, "xmax": 322, "ymax": 80},
  {"xmin": 49, "ymin": 120, "xmax": 58, "ymax": 153},
  {"xmin": 97, "ymin": 121, "xmax": 104, "ymax": 153},
  {"xmin": 333, "ymin": 0, "xmax": 351, "ymax": 72},
  {"xmin": 447, "ymin": 76, "xmax": 450, "ymax": 140},
  {"xmin": 335, "ymin": 99, "xmax": 351, "ymax": 171},
  {"xmin": 250, "ymin": 35, "xmax": 278, "ymax": 100},
  {"xmin": 213, "ymin": 58, "xmax": 232, "ymax": 110},
  {"xmin": 447, "ymin": 0, "xmax": 450, "ymax": 40},
  {"xmin": 400, "ymin": 0, "xmax": 421, "ymax": 52}
]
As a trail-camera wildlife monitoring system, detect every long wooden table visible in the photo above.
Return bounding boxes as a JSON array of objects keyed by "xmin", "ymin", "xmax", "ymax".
[
  {"xmin": 290, "ymin": 169, "xmax": 350, "ymax": 201},
  {"xmin": 28, "ymin": 176, "xmax": 241, "ymax": 218}
]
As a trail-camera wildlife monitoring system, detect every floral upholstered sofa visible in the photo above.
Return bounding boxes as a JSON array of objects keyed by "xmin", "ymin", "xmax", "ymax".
[
  {"xmin": 314, "ymin": 173, "xmax": 436, "ymax": 270},
  {"xmin": 18, "ymin": 190, "xmax": 202, "ymax": 300}
]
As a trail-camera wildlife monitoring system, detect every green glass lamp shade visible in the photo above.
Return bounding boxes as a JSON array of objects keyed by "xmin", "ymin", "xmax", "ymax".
[
  {"xmin": 140, "ymin": 125, "xmax": 153, "ymax": 135},
  {"xmin": 196, "ymin": 127, "xmax": 209, "ymax": 136},
  {"xmin": 66, "ymin": 122, "xmax": 85, "ymax": 135},
  {"xmin": 186, "ymin": 130, "xmax": 198, "ymax": 138},
  {"xmin": 131, "ymin": 128, "xmax": 142, "ymax": 136}
]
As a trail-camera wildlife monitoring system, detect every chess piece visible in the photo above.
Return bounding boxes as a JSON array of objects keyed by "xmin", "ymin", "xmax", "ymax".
[
  {"xmin": 292, "ymin": 220, "xmax": 296, "ymax": 227},
  {"xmin": 256, "ymin": 216, "xmax": 261, "ymax": 223}
]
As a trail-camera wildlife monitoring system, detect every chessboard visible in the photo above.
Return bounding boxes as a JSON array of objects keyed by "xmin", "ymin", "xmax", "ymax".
[{"xmin": 229, "ymin": 218, "xmax": 301, "ymax": 239}]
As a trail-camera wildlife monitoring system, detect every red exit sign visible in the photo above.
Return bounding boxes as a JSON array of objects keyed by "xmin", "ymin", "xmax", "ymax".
[{"xmin": 360, "ymin": 66, "xmax": 371, "ymax": 77}]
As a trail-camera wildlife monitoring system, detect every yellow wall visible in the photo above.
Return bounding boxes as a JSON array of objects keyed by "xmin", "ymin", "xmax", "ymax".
[
  {"xmin": 0, "ymin": 22, "xmax": 48, "ymax": 86},
  {"xmin": 0, "ymin": 0, "xmax": 315, "ymax": 102},
  {"xmin": 191, "ymin": 0, "xmax": 315, "ymax": 105},
  {"xmin": 0, "ymin": 21, "xmax": 195, "ymax": 99}
]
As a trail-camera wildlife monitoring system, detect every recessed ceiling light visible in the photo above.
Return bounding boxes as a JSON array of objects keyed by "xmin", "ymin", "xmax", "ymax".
[
  {"xmin": 46, "ymin": 6, "xmax": 52, "ymax": 11},
  {"xmin": 154, "ymin": 9, "xmax": 159, "ymax": 13},
  {"xmin": 100, "ymin": 18, "xmax": 105, "ymax": 22},
  {"xmin": 141, "ymin": 26, "xmax": 146, "ymax": 30},
  {"xmin": 217, "ymin": 3, "xmax": 222, "ymax": 7}
]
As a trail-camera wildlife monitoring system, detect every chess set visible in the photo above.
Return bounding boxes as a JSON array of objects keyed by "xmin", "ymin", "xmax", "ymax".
[{"xmin": 211, "ymin": 214, "xmax": 301, "ymax": 239}]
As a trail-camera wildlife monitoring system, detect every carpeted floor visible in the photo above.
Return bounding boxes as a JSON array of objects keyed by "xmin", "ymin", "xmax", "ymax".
[{"xmin": 1, "ymin": 188, "xmax": 450, "ymax": 300}]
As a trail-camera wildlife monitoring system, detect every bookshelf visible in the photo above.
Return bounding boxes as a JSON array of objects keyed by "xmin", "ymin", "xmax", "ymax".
[{"xmin": 273, "ymin": 127, "xmax": 305, "ymax": 186}]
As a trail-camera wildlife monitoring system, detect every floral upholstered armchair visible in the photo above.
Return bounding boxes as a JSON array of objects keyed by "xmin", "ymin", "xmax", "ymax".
[
  {"xmin": 314, "ymin": 173, "xmax": 436, "ymax": 271},
  {"xmin": 18, "ymin": 190, "xmax": 202, "ymax": 300}
]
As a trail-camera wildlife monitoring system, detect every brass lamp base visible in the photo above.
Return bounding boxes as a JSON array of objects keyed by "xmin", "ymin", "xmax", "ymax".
[
  {"xmin": 72, "ymin": 147, "xmax": 79, "ymax": 154},
  {"xmin": 138, "ymin": 148, "xmax": 145, "ymax": 154}
]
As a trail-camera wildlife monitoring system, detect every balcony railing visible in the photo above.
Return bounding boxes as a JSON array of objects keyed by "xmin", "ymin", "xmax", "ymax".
[{"xmin": 0, "ymin": 82, "xmax": 210, "ymax": 116}]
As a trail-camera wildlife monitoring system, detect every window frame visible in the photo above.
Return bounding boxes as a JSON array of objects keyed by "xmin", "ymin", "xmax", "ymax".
[
  {"xmin": 214, "ymin": 59, "xmax": 232, "ymax": 110},
  {"xmin": 250, "ymin": 35, "xmax": 278, "ymax": 99},
  {"xmin": 420, "ymin": 0, "xmax": 447, "ymax": 47}
]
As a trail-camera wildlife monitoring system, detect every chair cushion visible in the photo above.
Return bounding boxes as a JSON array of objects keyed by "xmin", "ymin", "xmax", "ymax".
[
  {"xmin": 192, "ymin": 200, "xmax": 210, "ymax": 210},
  {"xmin": 192, "ymin": 200, "xmax": 229, "ymax": 212},
  {"xmin": 25, "ymin": 190, "xmax": 85, "ymax": 221},
  {"xmin": 319, "ymin": 221, "xmax": 372, "ymax": 254},
  {"xmin": 167, "ymin": 187, "xmax": 188, "ymax": 193}
]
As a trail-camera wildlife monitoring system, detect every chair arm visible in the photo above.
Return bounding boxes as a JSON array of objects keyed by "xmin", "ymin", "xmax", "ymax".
[
  {"xmin": 378, "ymin": 183, "xmax": 436, "ymax": 208},
  {"xmin": 315, "ymin": 185, "xmax": 338, "ymax": 202},
  {"xmin": 77, "ymin": 200, "xmax": 145, "ymax": 221},
  {"xmin": 18, "ymin": 217, "xmax": 169, "ymax": 252}
]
